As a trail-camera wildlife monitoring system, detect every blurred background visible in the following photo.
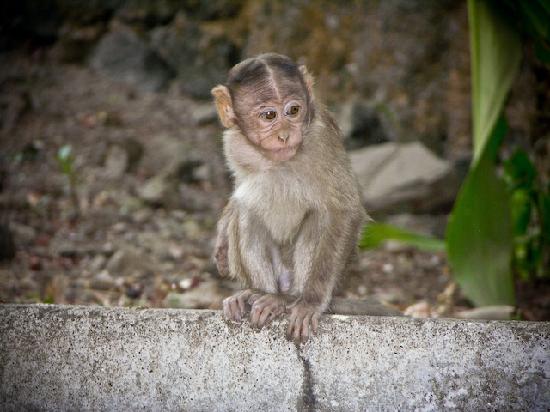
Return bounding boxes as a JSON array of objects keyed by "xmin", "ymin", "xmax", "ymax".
[{"xmin": 0, "ymin": 0, "xmax": 548, "ymax": 319}]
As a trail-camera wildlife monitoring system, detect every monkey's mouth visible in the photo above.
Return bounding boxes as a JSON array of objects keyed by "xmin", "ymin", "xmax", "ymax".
[{"xmin": 268, "ymin": 145, "xmax": 299, "ymax": 161}]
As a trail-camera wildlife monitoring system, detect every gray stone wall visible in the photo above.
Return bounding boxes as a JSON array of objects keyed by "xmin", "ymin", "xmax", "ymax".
[{"xmin": 1, "ymin": 304, "xmax": 548, "ymax": 411}]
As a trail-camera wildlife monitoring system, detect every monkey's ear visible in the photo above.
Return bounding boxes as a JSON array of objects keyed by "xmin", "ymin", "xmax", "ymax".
[
  {"xmin": 299, "ymin": 65, "xmax": 315, "ymax": 99},
  {"xmin": 211, "ymin": 85, "xmax": 236, "ymax": 129}
]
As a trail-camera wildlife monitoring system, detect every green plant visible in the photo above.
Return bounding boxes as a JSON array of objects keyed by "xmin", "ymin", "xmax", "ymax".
[
  {"xmin": 57, "ymin": 145, "xmax": 79, "ymax": 213},
  {"xmin": 360, "ymin": 223, "xmax": 445, "ymax": 252}
]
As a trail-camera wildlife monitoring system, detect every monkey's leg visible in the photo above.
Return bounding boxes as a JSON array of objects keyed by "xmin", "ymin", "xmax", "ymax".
[
  {"xmin": 214, "ymin": 201, "xmax": 233, "ymax": 278},
  {"xmin": 224, "ymin": 211, "xmax": 285, "ymax": 326},
  {"xmin": 288, "ymin": 210, "xmax": 363, "ymax": 342}
]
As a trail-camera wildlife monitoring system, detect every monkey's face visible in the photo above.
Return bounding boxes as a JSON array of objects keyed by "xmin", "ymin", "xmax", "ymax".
[{"xmin": 233, "ymin": 84, "xmax": 309, "ymax": 162}]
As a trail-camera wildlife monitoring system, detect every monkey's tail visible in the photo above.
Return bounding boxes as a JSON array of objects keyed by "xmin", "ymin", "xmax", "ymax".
[{"xmin": 329, "ymin": 297, "xmax": 404, "ymax": 317}]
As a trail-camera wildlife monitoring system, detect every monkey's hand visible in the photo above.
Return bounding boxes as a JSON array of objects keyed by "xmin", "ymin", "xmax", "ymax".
[
  {"xmin": 248, "ymin": 293, "xmax": 287, "ymax": 329},
  {"xmin": 286, "ymin": 301, "xmax": 321, "ymax": 343},
  {"xmin": 223, "ymin": 289, "xmax": 257, "ymax": 322}
]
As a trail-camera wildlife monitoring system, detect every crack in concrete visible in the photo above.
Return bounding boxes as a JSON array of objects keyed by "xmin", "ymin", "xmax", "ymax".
[{"xmin": 295, "ymin": 345, "xmax": 316, "ymax": 412}]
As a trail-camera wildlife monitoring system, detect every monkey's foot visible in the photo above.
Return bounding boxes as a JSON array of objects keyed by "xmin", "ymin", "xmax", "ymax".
[
  {"xmin": 223, "ymin": 289, "xmax": 256, "ymax": 322},
  {"xmin": 287, "ymin": 302, "xmax": 321, "ymax": 343},
  {"xmin": 248, "ymin": 293, "xmax": 286, "ymax": 328}
]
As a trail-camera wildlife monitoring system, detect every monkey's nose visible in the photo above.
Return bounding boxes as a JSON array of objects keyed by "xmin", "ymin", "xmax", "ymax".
[{"xmin": 277, "ymin": 132, "xmax": 289, "ymax": 143}]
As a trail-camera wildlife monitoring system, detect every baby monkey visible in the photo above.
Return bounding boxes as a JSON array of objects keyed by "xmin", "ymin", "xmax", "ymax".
[{"xmin": 212, "ymin": 53, "xmax": 367, "ymax": 342}]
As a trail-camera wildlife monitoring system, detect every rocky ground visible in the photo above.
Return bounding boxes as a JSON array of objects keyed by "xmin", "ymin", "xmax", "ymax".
[{"xmin": 1, "ymin": 45, "xmax": 548, "ymax": 320}]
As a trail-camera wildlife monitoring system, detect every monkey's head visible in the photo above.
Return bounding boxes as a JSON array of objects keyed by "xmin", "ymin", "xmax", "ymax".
[{"xmin": 211, "ymin": 53, "xmax": 315, "ymax": 162}]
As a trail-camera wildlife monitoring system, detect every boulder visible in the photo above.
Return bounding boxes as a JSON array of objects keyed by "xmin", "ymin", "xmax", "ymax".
[
  {"xmin": 336, "ymin": 100, "xmax": 391, "ymax": 149},
  {"xmin": 137, "ymin": 173, "xmax": 180, "ymax": 208},
  {"xmin": 350, "ymin": 142, "xmax": 460, "ymax": 214},
  {"xmin": 149, "ymin": 15, "xmax": 238, "ymax": 99},
  {"xmin": 105, "ymin": 246, "xmax": 152, "ymax": 277},
  {"xmin": 90, "ymin": 26, "xmax": 174, "ymax": 92}
]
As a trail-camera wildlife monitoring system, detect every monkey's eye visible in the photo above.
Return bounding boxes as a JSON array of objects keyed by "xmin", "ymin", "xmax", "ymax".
[
  {"xmin": 260, "ymin": 110, "xmax": 277, "ymax": 120},
  {"xmin": 286, "ymin": 105, "xmax": 300, "ymax": 117}
]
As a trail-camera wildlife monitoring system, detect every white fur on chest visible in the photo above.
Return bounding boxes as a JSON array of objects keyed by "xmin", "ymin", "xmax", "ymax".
[{"xmin": 234, "ymin": 171, "xmax": 317, "ymax": 243}]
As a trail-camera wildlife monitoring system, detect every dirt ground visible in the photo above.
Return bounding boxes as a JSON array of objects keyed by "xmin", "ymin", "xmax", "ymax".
[{"xmin": 1, "ymin": 51, "xmax": 547, "ymax": 320}]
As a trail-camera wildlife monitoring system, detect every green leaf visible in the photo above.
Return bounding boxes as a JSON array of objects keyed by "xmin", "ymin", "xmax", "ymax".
[
  {"xmin": 57, "ymin": 145, "xmax": 72, "ymax": 162},
  {"xmin": 503, "ymin": 149, "xmax": 537, "ymax": 190},
  {"xmin": 446, "ymin": 150, "xmax": 515, "ymax": 306},
  {"xmin": 469, "ymin": 0, "xmax": 522, "ymax": 164},
  {"xmin": 359, "ymin": 223, "xmax": 445, "ymax": 252},
  {"xmin": 510, "ymin": 189, "xmax": 532, "ymax": 236}
]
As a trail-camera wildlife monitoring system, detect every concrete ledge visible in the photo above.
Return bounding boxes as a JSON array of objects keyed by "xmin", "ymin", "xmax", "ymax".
[{"xmin": 1, "ymin": 304, "xmax": 548, "ymax": 411}]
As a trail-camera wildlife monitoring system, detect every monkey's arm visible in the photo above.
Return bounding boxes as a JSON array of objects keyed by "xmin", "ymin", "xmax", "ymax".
[{"xmin": 288, "ymin": 209, "xmax": 364, "ymax": 341}]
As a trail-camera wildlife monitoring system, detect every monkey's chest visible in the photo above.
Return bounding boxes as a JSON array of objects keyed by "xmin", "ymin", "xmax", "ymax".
[
  {"xmin": 261, "ymin": 200, "xmax": 307, "ymax": 243},
  {"xmin": 233, "ymin": 177, "xmax": 310, "ymax": 243}
]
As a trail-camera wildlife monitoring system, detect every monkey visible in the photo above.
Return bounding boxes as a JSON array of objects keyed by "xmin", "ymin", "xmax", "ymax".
[{"xmin": 212, "ymin": 53, "xmax": 400, "ymax": 342}]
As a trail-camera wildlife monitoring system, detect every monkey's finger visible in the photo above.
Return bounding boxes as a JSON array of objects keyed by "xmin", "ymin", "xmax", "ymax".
[
  {"xmin": 229, "ymin": 298, "xmax": 242, "ymax": 322},
  {"xmin": 312, "ymin": 313, "xmax": 320, "ymax": 334},
  {"xmin": 293, "ymin": 316, "xmax": 303, "ymax": 342},
  {"xmin": 301, "ymin": 314, "xmax": 311, "ymax": 342},
  {"xmin": 249, "ymin": 308, "xmax": 258, "ymax": 328},
  {"xmin": 236, "ymin": 295, "xmax": 248, "ymax": 315},
  {"xmin": 258, "ymin": 306, "xmax": 274, "ymax": 327},
  {"xmin": 287, "ymin": 311, "xmax": 297, "ymax": 337}
]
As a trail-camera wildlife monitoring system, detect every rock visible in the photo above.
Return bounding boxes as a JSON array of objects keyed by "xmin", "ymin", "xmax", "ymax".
[
  {"xmin": 131, "ymin": 208, "xmax": 153, "ymax": 223},
  {"xmin": 0, "ymin": 224, "xmax": 16, "ymax": 261},
  {"xmin": 118, "ymin": 195, "xmax": 145, "ymax": 216},
  {"xmin": 138, "ymin": 134, "xmax": 209, "ymax": 208},
  {"xmin": 337, "ymin": 100, "xmax": 390, "ymax": 149},
  {"xmin": 149, "ymin": 15, "xmax": 238, "ymax": 99},
  {"xmin": 163, "ymin": 281, "xmax": 222, "ymax": 309},
  {"xmin": 116, "ymin": 0, "xmax": 181, "ymax": 27},
  {"xmin": 104, "ymin": 138, "xmax": 143, "ymax": 179},
  {"xmin": 88, "ymin": 255, "xmax": 107, "ymax": 272},
  {"xmin": 455, "ymin": 306, "xmax": 516, "ymax": 321},
  {"xmin": 137, "ymin": 173, "xmax": 180, "ymax": 208},
  {"xmin": 125, "ymin": 282, "xmax": 143, "ymax": 299},
  {"xmin": 10, "ymin": 222, "xmax": 36, "ymax": 245},
  {"xmin": 180, "ymin": 0, "xmax": 244, "ymax": 20},
  {"xmin": 404, "ymin": 300, "xmax": 433, "ymax": 318},
  {"xmin": 53, "ymin": 23, "xmax": 105, "ymax": 63},
  {"xmin": 90, "ymin": 26, "xmax": 174, "ymax": 93},
  {"xmin": 190, "ymin": 103, "xmax": 218, "ymax": 126},
  {"xmin": 180, "ymin": 185, "xmax": 218, "ymax": 211},
  {"xmin": 140, "ymin": 134, "xmax": 192, "ymax": 178},
  {"xmin": 106, "ymin": 247, "xmax": 151, "ymax": 277},
  {"xmin": 104, "ymin": 145, "xmax": 128, "ymax": 179},
  {"xmin": 91, "ymin": 270, "xmax": 116, "ymax": 290},
  {"xmin": 181, "ymin": 219, "xmax": 201, "ymax": 239},
  {"xmin": 350, "ymin": 142, "xmax": 459, "ymax": 214},
  {"xmin": 55, "ymin": 0, "xmax": 124, "ymax": 24}
]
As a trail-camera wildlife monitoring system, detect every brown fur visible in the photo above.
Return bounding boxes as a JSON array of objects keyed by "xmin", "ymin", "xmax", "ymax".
[{"xmin": 213, "ymin": 54, "xmax": 370, "ymax": 341}]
